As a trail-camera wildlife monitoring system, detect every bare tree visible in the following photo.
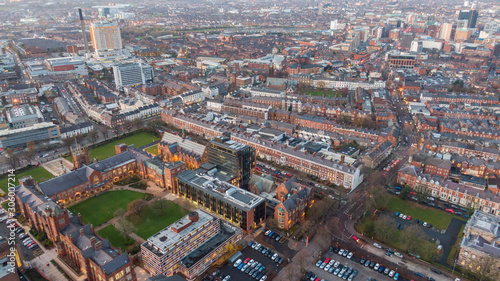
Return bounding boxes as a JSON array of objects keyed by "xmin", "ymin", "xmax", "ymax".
[
  {"xmin": 25, "ymin": 141, "xmax": 36, "ymax": 164},
  {"xmin": 150, "ymin": 199, "xmax": 170, "ymax": 215},
  {"xmin": 123, "ymin": 119, "xmax": 133, "ymax": 133},
  {"xmin": 113, "ymin": 125, "xmax": 121, "ymax": 138},
  {"xmin": 127, "ymin": 199, "xmax": 147, "ymax": 217},
  {"xmin": 63, "ymin": 137, "xmax": 74, "ymax": 152},
  {"xmin": 89, "ymin": 130, "xmax": 99, "ymax": 145},
  {"xmin": 101, "ymin": 128, "xmax": 110, "ymax": 140},
  {"xmin": 5, "ymin": 148, "xmax": 19, "ymax": 169},
  {"xmin": 113, "ymin": 208, "xmax": 126, "ymax": 218},
  {"xmin": 373, "ymin": 215, "xmax": 395, "ymax": 243},
  {"xmin": 400, "ymin": 225, "xmax": 423, "ymax": 253},
  {"xmin": 133, "ymin": 118, "xmax": 144, "ymax": 130},
  {"xmin": 266, "ymin": 217, "xmax": 279, "ymax": 229},
  {"xmin": 470, "ymin": 255, "xmax": 496, "ymax": 281},
  {"xmin": 115, "ymin": 218, "xmax": 136, "ymax": 237}
]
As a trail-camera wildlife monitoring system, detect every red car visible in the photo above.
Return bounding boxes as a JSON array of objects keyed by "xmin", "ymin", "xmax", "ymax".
[
  {"xmin": 325, "ymin": 257, "xmax": 331, "ymax": 263},
  {"xmin": 256, "ymin": 167, "xmax": 261, "ymax": 171},
  {"xmin": 446, "ymin": 209, "xmax": 455, "ymax": 214},
  {"xmin": 410, "ymin": 191, "xmax": 417, "ymax": 195},
  {"xmin": 244, "ymin": 258, "xmax": 250, "ymax": 264},
  {"xmin": 407, "ymin": 216, "xmax": 411, "ymax": 220},
  {"xmin": 352, "ymin": 235, "xmax": 359, "ymax": 242}
]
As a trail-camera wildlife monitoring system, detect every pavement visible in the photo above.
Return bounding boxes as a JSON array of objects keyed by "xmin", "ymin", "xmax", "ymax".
[{"xmin": 42, "ymin": 158, "xmax": 74, "ymax": 176}]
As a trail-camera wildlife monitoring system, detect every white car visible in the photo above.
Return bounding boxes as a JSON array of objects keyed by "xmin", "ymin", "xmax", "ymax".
[
  {"xmin": 334, "ymin": 261, "xmax": 340, "ymax": 268},
  {"xmin": 374, "ymin": 263, "xmax": 380, "ymax": 271},
  {"xmin": 402, "ymin": 215, "xmax": 407, "ymax": 220},
  {"xmin": 394, "ymin": 252, "xmax": 403, "ymax": 258},
  {"xmin": 315, "ymin": 260, "xmax": 322, "ymax": 267},
  {"xmin": 347, "ymin": 252, "xmax": 353, "ymax": 259},
  {"xmin": 260, "ymin": 275, "xmax": 267, "ymax": 281},
  {"xmin": 22, "ymin": 239, "xmax": 32, "ymax": 246},
  {"xmin": 389, "ymin": 270, "xmax": 395, "ymax": 277},
  {"xmin": 423, "ymin": 222, "xmax": 428, "ymax": 227},
  {"xmin": 399, "ymin": 213, "xmax": 404, "ymax": 218},
  {"xmin": 271, "ymin": 253, "xmax": 278, "ymax": 261},
  {"xmin": 324, "ymin": 264, "xmax": 331, "ymax": 272},
  {"xmin": 338, "ymin": 249, "xmax": 344, "ymax": 256},
  {"xmin": 320, "ymin": 262, "xmax": 326, "ymax": 269},
  {"xmin": 328, "ymin": 259, "xmax": 335, "ymax": 266},
  {"xmin": 233, "ymin": 259, "xmax": 242, "ymax": 267},
  {"xmin": 241, "ymin": 265, "xmax": 249, "ymax": 272},
  {"xmin": 373, "ymin": 243, "xmax": 382, "ymax": 249}
]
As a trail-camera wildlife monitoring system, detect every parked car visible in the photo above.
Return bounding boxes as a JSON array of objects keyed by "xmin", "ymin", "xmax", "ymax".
[{"xmin": 373, "ymin": 243, "xmax": 382, "ymax": 249}]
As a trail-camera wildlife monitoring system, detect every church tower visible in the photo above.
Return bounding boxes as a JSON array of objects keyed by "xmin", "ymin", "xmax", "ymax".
[{"xmin": 71, "ymin": 140, "xmax": 90, "ymax": 169}]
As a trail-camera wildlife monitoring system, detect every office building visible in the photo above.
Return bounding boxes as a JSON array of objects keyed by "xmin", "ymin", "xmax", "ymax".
[
  {"xmin": 45, "ymin": 57, "xmax": 88, "ymax": 77},
  {"xmin": 176, "ymin": 167, "xmax": 266, "ymax": 232},
  {"xmin": 387, "ymin": 52, "xmax": 417, "ymax": 69},
  {"xmin": 207, "ymin": 132, "xmax": 255, "ymax": 189},
  {"xmin": 330, "ymin": 20, "xmax": 338, "ymax": 30},
  {"xmin": 141, "ymin": 210, "xmax": 242, "ymax": 279},
  {"xmin": 458, "ymin": 210, "xmax": 500, "ymax": 278},
  {"xmin": 455, "ymin": 29, "xmax": 473, "ymax": 41},
  {"xmin": 458, "ymin": 9, "xmax": 479, "ymax": 28},
  {"xmin": 89, "ymin": 20, "xmax": 122, "ymax": 58},
  {"xmin": 5, "ymin": 105, "xmax": 41, "ymax": 129},
  {"xmin": 113, "ymin": 62, "xmax": 154, "ymax": 91},
  {"xmin": 439, "ymin": 23, "xmax": 453, "ymax": 40},
  {"xmin": 0, "ymin": 122, "xmax": 60, "ymax": 151}
]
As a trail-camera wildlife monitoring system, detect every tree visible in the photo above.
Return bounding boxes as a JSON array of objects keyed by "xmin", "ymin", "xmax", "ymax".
[
  {"xmin": 400, "ymin": 225, "xmax": 423, "ymax": 253},
  {"xmin": 470, "ymin": 255, "xmax": 496, "ymax": 281},
  {"xmin": 89, "ymin": 130, "xmax": 99, "ymax": 145},
  {"xmin": 266, "ymin": 218, "xmax": 278, "ymax": 229},
  {"xmin": 308, "ymin": 198, "xmax": 337, "ymax": 223},
  {"xmin": 150, "ymin": 199, "xmax": 170, "ymax": 215},
  {"xmin": 127, "ymin": 199, "xmax": 147, "ymax": 217},
  {"xmin": 115, "ymin": 218, "xmax": 136, "ymax": 237},
  {"xmin": 5, "ymin": 148, "xmax": 19, "ymax": 169},
  {"xmin": 113, "ymin": 126, "xmax": 121, "ymax": 138},
  {"xmin": 400, "ymin": 185, "xmax": 411, "ymax": 200},
  {"xmin": 63, "ymin": 137, "xmax": 74, "ymax": 152},
  {"xmin": 314, "ymin": 227, "xmax": 331, "ymax": 249},
  {"xmin": 373, "ymin": 215, "xmax": 395, "ymax": 243},
  {"xmin": 123, "ymin": 120, "xmax": 133, "ymax": 133},
  {"xmin": 133, "ymin": 118, "xmax": 144, "ymax": 130},
  {"xmin": 113, "ymin": 208, "xmax": 126, "ymax": 218},
  {"xmin": 101, "ymin": 129, "xmax": 110, "ymax": 140},
  {"xmin": 25, "ymin": 140, "xmax": 36, "ymax": 164}
]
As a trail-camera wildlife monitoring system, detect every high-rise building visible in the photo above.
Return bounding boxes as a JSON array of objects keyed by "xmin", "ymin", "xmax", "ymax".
[
  {"xmin": 439, "ymin": 23, "xmax": 453, "ymax": 40},
  {"xmin": 98, "ymin": 7, "xmax": 110, "ymax": 18},
  {"xmin": 458, "ymin": 9, "xmax": 478, "ymax": 28},
  {"xmin": 207, "ymin": 132, "xmax": 255, "ymax": 189},
  {"xmin": 89, "ymin": 20, "xmax": 122, "ymax": 58},
  {"xmin": 113, "ymin": 62, "xmax": 154, "ymax": 91},
  {"xmin": 330, "ymin": 20, "xmax": 338, "ymax": 30}
]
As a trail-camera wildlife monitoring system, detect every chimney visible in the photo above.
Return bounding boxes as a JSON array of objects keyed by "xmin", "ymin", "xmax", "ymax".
[
  {"xmin": 90, "ymin": 236, "xmax": 97, "ymax": 246},
  {"xmin": 340, "ymin": 155, "xmax": 345, "ymax": 164},
  {"xmin": 78, "ymin": 213, "xmax": 83, "ymax": 224},
  {"xmin": 78, "ymin": 8, "xmax": 89, "ymax": 54},
  {"xmin": 79, "ymin": 228, "xmax": 84, "ymax": 236}
]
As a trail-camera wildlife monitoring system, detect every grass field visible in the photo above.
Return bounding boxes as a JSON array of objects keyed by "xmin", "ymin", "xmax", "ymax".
[
  {"xmin": 88, "ymin": 132, "xmax": 159, "ymax": 161},
  {"xmin": 386, "ymin": 196, "xmax": 465, "ymax": 229},
  {"xmin": 98, "ymin": 225, "xmax": 128, "ymax": 250},
  {"xmin": 145, "ymin": 144, "xmax": 158, "ymax": 155},
  {"xmin": 69, "ymin": 190, "xmax": 147, "ymax": 226},
  {"xmin": 127, "ymin": 201, "xmax": 188, "ymax": 239},
  {"xmin": 0, "ymin": 166, "xmax": 54, "ymax": 193},
  {"xmin": 303, "ymin": 89, "xmax": 335, "ymax": 97}
]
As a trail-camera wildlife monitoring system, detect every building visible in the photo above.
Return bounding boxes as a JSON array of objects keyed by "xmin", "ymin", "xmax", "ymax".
[
  {"xmin": 274, "ymin": 178, "xmax": 314, "ymax": 230},
  {"xmin": 5, "ymin": 105, "xmax": 41, "ymax": 129},
  {"xmin": 90, "ymin": 20, "xmax": 123, "ymax": 58},
  {"xmin": 176, "ymin": 167, "xmax": 266, "ymax": 232},
  {"xmin": 458, "ymin": 9, "xmax": 479, "ymax": 28},
  {"xmin": 455, "ymin": 29, "xmax": 473, "ymax": 41},
  {"xmin": 387, "ymin": 52, "xmax": 417, "ymax": 69},
  {"xmin": 0, "ymin": 88, "xmax": 38, "ymax": 104},
  {"xmin": 141, "ymin": 210, "xmax": 242, "ymax": 279},
  {"xmin": 207, "ymin": 133, "xmax": 255, "ymax": 189},
  {"xmin": 15, "ymin": 178, "xmax": 136, "ymax": 281},
  {"xmin": 158, "ymin": 132, "xmax": 207, "ymax": 170},
  {"xmin": 439, "ymin": 23, "xmax": 453, "ymax": 40},
  {"xmin": 458, "ymin": 210, "xmax": 500, "ymax": 280},
  {"xmin": 113, "ymin": 62, "xmax": 154, "ymax": 91},
  {"xmin": 0, "ymin": 122, "xmax": 60, "ymax": 151},
  {"xmin": 45, "ymin": 57, "xmax": 88, "ymax": 77}
]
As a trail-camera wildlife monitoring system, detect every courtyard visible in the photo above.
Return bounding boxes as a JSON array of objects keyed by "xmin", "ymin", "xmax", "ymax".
[{"xmin": 68, "ymin": 190, "xmax": 148, "ymax": 226}]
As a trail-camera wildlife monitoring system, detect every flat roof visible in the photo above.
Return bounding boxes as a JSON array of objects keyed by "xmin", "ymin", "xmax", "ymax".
[
  {"xmin": 177, "ymin": 169, "xmax": 264, "ymax": 211},
  {"xmin": 146, "ymin": 210, "xmax": 215, "ymax": 254}
]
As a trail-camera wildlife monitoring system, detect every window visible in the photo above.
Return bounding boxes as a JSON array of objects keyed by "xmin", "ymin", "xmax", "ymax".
[
  {"xmin": 59, "ymin": 218, "xmax": 65, "ymax": 224},
  {"xmin": 115, "ymin": 270, "xmax": 124, "ymax": 279},
  {"xmin": 127, "ymin": 275, "xmax": 132, "ymax": 281},
  {"xmin": 126, "ymin": 267, "xmax": 130, "ymax": 274}
]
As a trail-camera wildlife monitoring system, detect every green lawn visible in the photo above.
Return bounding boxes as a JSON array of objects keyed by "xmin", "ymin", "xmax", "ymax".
[
  {"xmin": 145, "ymin": 144, "xmax": 158, "ymax": 155},
  {"xmin": 386, "ymin": 196, "xmax": 465, "ymax": 229},
  {"xmin": 98, "ymin": 225, "xmax": 128, "ymax": 250},
  {"xmin": 0, "ymin": 166, "xmax": 54, "ymax": 193},
  {"xmin": 89, "ymin": 132, "xmax": 160, "ymax": 161},
  {"xmin": 69, "ymin": 190, "xmax": 147, "ymax": 226},
  {"xmin": 127, "ymin": 201, "xmax": 188, "ymax": 239}
]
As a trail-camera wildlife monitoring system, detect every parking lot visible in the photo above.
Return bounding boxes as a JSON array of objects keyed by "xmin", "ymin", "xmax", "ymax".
[
  {"xmin": 214, "ymin": 241, "xmax": 285, "ymax": 281},
  {"xmin": 307, "ymin": 247, "xmax": 403, "ymax": 281},
  {"xmin": 256, "ymin": 229, "xmax": 298, "ymax": 260},
  {"xmin": 0, "ymin": 216, "xmax": 43, "ymax": 261}
]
